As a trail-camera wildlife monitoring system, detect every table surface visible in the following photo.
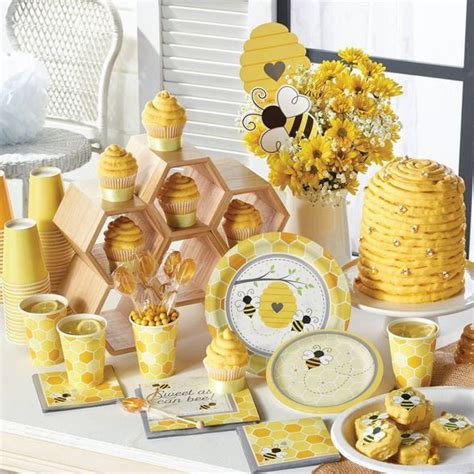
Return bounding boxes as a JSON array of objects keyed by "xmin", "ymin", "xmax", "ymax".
[{"xmin": 0, "ymin": 300, "xmax": 471, "ymax": 473}]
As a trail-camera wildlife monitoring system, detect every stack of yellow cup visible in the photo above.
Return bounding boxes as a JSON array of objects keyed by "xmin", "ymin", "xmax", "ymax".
[
  {"xmin": 28, "ymin": 167, "xmax": 74, "ymax": 293},
  {"xmin": 0, "ymin": 171, "xmax": 14, "ymax": 303},
  {"xmin": 3, "ymin": 218, "xmax": 50, "ymax": 344}
]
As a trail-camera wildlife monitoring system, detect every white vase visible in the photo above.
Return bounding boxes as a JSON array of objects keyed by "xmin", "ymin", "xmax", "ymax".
[{"xmin": 284, "ymin": 190, "xmax": 351, "ymax": 266}]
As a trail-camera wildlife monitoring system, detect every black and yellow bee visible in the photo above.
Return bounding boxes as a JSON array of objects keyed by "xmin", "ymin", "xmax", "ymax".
[
  {"xmin": 235, "ymin": 290, "xmax": 259, "ymax": 318},
  {"xmin": 242, "ymin": 86, "xmax": 317, "ymax": 153},
  {"xmin": 439, "ymin": 415, "xmax": 468, "ymax": 431},
  {"xmin": 362, "ymin": 425, "xmax": 386, "ymax": 444},
  {"xmin": 53, "ymin": 393, "xmax": 73, "ymax": 403},
  {"xmin": 261, "ymin": 447, "xmax": 286, "ymax": 461},
  {"xmin": 291, "ymin": 309, "xmax": 319, "ymax": 333},
  {"xmin": 302, "ymin": 345, "xmax": 333, "ymax": 369},
  {"xmin": 152, "ymin": 383, "xmax": 170, "ymax": 389},
  {"xmin": 392, "ymin": 392, "xmax": 421, "ymax": 411},
  {"xmin": 199, "ymin": 402, "xmax": 217, "ymax": 410}
]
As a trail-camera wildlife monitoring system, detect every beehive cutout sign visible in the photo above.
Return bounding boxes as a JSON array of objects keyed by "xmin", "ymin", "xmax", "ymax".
[{"xmin": 240, "ymin": 22, "xmax": 310, "ymax": 98}]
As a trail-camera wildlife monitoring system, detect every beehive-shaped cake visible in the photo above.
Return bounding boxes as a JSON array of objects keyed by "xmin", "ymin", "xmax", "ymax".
[{"xmin": 356, "ymin": 158, "xmax": 466, "ymax": 303}]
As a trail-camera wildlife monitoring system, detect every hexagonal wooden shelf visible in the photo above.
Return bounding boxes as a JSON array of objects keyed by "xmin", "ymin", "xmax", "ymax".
[{"xmin": 54, "ymin": 133, "xmax": 288, "ymax": 355}]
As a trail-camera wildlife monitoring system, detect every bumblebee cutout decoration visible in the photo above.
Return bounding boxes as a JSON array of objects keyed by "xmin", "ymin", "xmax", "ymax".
[
  {"xmin": 302, "ymin": 345, "xmax": 333, "ymax": 369},
  {"xmin": 53, "ymin": 392, "xmax": 74, "ymax": 404},
  {"xmin": 361, "ymin": 423, "xmax": 387, "ymax": 444},
  {"xmin": 400, "ymin": 431, "xmax": 423, "ymax": 446},
  {"xmin": 362, "ymin": 412, "xmax": 390, "ymax": 427},
  {"xmin": 200, "ymin": 402, "xmax": 217, "ymax": 411},
  {"xmin": 439, "ymin": 414, "xmax": 471, "ymax": 431},
  {"xmin": 235, "ymin": 290, "xmax": 259, "ymax": 319},
  {"xmin": 242, "ymin": 85, "xmax": 316, "ymax": 153},
  {"xmin": 261, "ymin": 446, "xmax": 287, "ymax": 462},
  {"xmin": 291, "ymin": 309, "xmax": 319, "ymax": 333},
  {"xmin": 392, "ymin": 391, "xmax": 421, "ymax": 411}
]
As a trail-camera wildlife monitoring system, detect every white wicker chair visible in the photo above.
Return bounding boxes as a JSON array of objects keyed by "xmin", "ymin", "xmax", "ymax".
[{"xmin": 2, "ymin": 0, "xmax": 123, "ymax": 214}]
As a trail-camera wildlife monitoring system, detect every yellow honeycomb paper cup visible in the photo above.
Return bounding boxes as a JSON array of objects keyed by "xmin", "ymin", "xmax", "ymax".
[
  {"xmin": 130, "ymin": 316, "xmax": 178, "ymax": 380},
  {"xmin": 20, "ymin": 294, "xmax": 68, "ymax": 366},
  {"xmin": 387, "ymin": 318, "xmax": 439, "ymax": 388},
  {"xmin": 57, "ymin": 314, "xmax": 107, "ymax": 390},
  {"xmin": 28, "ymin": 166, "xmax": 65, "ymax": 232}
]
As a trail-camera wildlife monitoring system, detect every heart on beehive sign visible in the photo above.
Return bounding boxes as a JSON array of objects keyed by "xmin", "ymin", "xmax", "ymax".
[
  {"xmin": 271, "ymin": 302, "xmax": 284, "ymax": 313},
  {"xmin": 264, "ymin": 61, "xmax": 286, "ymax": 81}
]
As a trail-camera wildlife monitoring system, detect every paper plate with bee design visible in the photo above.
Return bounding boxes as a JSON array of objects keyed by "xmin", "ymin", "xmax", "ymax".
[
  {"xmin": 266, "ymin": 330, "xmax": 383, "ymax": 413},
  {"xmin": 205, "ymin": 232, "xmax": 351, "ymax": 375}
]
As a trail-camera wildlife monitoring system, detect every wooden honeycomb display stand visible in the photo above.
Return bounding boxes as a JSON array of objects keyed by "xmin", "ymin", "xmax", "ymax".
[{"xmin": 54, "ymin": 134, "xmax": 288, "ymax": 354}]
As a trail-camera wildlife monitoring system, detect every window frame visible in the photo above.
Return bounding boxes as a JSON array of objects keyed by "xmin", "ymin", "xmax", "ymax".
[{"xmin": 277, "ymin": 0, "xmax": 474, "ymax": 257}]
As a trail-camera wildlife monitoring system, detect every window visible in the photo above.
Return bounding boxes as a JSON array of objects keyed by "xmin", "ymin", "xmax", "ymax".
[{"xmin": 278, "ymin": 0, "xmax": 474, "ymax": 257}]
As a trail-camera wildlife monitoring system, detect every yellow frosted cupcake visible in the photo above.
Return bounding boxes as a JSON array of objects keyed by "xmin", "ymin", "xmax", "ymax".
[
  {"xmin": 158, "ymin": 172, "xmax": 200, "ymax": 228},
  {"xmin": 203, "ymin": 327, "xmax": 248, "ymax": 394},
  {"xmin": 103, "ymin": 216, "xmax": 145, "ymax": 272},
  {"xmin": 223, "ymin": 199, "xmax": 262, "ymax": 246},
  {"xmin": 141, "ymin": 90, "xmax": 186, "ymax": 152},
  {"xmin": 97, "ymin": 144, "xmax": 138, "ymax": 202}
]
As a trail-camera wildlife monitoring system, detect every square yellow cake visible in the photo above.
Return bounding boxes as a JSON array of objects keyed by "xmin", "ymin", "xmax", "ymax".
[
  {"xmin": 355, "ymin": 421, "xmax": 401, "ymax": 461},
  {"xmin": 396, "ymin": 431, "xmax": 431, "ymax": 465},
  {"xmin": 429, "ymin": 413, "xmax": 474, "ymax": 448},
  {"xmin": 396, "ymin": 401, "xmax": 435, "ymax": 432},
  {"xmin": 355, "ymin": 411, "xmax": 392, "ymax": 439},
  {"xmin": 385, "ymin": 388, "xmax": 426, "ymax": 425}
]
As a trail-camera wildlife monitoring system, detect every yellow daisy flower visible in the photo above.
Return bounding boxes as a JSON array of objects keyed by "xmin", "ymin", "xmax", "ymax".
[
  {"xmin": 352, "ymin": 94, "xmax": 375, "ymax": 115},
  {"xmin": 339, "ymin": 47, "xmax": 368, "ymax": 65},
  {"xmin": 358, "ymin": 57, "xmax": 386, "ymax": 77},
  {"xmin": 317, "ymin": 60, "xmax": 347, "ymax": 81},
  {"xmin": 325, "ymin": 118, "xmax": 357, "ymax": 148},
  {"xmin": 243, "ymin": 121, "xmax": 267, "ymax": 157},
  {"xmin": 370, "ymin": 76, "xmax": 403, "ymax": 98},
  {"xmin": 298, "ymin": 135, "xmax": 332, "ymax": 178},
  {"xmin": 349, "ymin": 74, "xmax": 368, "ymax": 94},
  {"xmin": 330, "ymin": 94, "xmax": 353, "ymax": 114}
]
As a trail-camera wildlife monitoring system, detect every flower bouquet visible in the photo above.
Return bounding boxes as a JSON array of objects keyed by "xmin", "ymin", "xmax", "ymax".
[{"xmin": 240, "ymin": 48, "xmax": 403, "ymax": 206}]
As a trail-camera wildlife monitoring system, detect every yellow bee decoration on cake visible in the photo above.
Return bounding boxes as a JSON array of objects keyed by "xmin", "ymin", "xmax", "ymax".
[
  {"xmin": 302, "ymin": 345, "xmax": 333, "ymax": 369},
  {"xmin": 240, "ymin": 22, "xmax": 310, "ymax": 99},
  {"xmin": 392, "ymin": 391, "xmax": 421, "ymax": 411},
  {"xmin": 259, "ymin": 281, "xmax": 297, "ymax": 328},
  {"xmin": 362, "ymin": 424, "xmax": 387, "ymax": 444},
  {"xmin": 438, "ymin": 414, "xmax": 470, "ymax": 431},
  {"xmin": 261, "ymin": 446, "xmax": 287, "ymax": 461},
  {"xmin": 242, "ymin": 85, "xmax": 317, "ymax": 153}
]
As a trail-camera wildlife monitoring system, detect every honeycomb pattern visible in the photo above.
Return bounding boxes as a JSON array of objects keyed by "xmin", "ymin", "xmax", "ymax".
[
  {"xmin": 389, "ymin": 334, "xmax": 437, "ymax": 388},
  {"xmin": 38, "ymin": 365, "xmax": 124, "ymax": 408},
  {"xmin": 131, "ymin": 320, "xmax": 177, "ymax": 380},
  {"xmin": 205, "ymin": 232, "xmax": 351, "ymax": 375},
  {"xmin": 54, "ymin": 135, "xmax": 287, "ymax": 327},
  {"xmin": 241, "ymin": 417, "xmax": 338, "ymax": 467},
  {"xmin": 148, "ymin": 388, "xmax": 259, "ymax": 432},
  {"xmin": 58, "ymin": 323, "xmax": 106, "ymax": 389},
  {"xmin": 23, "ymin": 306, "xmax": 67, "ymax": 366}
]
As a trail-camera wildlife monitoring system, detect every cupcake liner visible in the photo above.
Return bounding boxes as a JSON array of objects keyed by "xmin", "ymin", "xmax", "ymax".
[
  {"xmin": 224, "ymin": 225, "xmax": 261, "ymax": 245},
  {"xmin": 99, "ymin": 173, "xmax": 136, "ymax": 190},
  {"xmin": 204, "ymin": 362, "xmax": 247, "ymax": 382},
  {"xmin": 143, "ymin": 123, "xmax": 184, "ymax": 139},
  {"xmin": 104, "ymin": 243, "xmax": 144, "ymax": 263},
  {"xmin": 159, "ymin": 196, "xmax": 199, "ymax": 216}
]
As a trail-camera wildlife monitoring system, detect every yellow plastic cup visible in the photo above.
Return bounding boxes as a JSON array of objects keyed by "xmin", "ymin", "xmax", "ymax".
[
  {"xmin": 387, "ymin": 318, "xmax": 439, "ymax": 388},
  {"xmin": 19, "ymin": 294, "xmax": 68, "ymax": 366},
  {"xmin": 130, "ymin": 316, "xmax": 178, "ymax": 380},
  {"xmin": 57, "ymin": 314, "xmax": 107, "ymax": 389},
  {"xmin": 3, "ymin": 218, "xmax": 48, "ymax": 285},
  {"xmin": 0, "ymin": 171, "xmax": 13, "ymax": 229},
  {"xmin": 28, "ymin": 167, "xmax": 65, "ymax": 232}
]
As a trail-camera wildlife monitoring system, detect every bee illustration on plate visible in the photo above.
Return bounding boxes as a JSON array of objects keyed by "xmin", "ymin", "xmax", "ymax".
[
  {"xmin": 392, "ymin": 391, "xmax": 421, "ymax": 411},
  {"xmin": 199, "ymin": 402, "xmax": 217, "ymax": 411},
  {"xmin": 291, "ymin": 309, "xmax": 319, "ymax": 333},
  {"xmin": 362, "ymin": 423, "xmax": 387, "ymax": 444},
  {"xmin": 235, "ymin": 290, "xmax": 259, "ymax": 319},
  {"xmin": 261, "ymin": 446, "xmax": 287, "ymax": 462},
  {"xmin": 302, "ymin": 345, "xmax": 333, "ymax": 369},
  {"xmin": 152, "ymin": 383, "xmax": 170, "ymax": 390},
  {"xmin": 52, "ymin": 392, "xmax": 74, "ymax": 403},
  {"xmin": 438, "ymin": 414, "xmax": 470, "ymax": 431},
  {"xmin": 242, "ymin": 85, "xmax": 317, "ymax": 153}
]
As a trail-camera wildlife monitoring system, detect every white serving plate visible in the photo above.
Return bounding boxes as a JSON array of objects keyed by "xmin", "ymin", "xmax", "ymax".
[
  {"xmin": 343, "ymin": 260, "xmax": 474, "ymax": 319},
  {"xmin": 331, "ymin": 386, "xmax": 474, "ymax": 473}
]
